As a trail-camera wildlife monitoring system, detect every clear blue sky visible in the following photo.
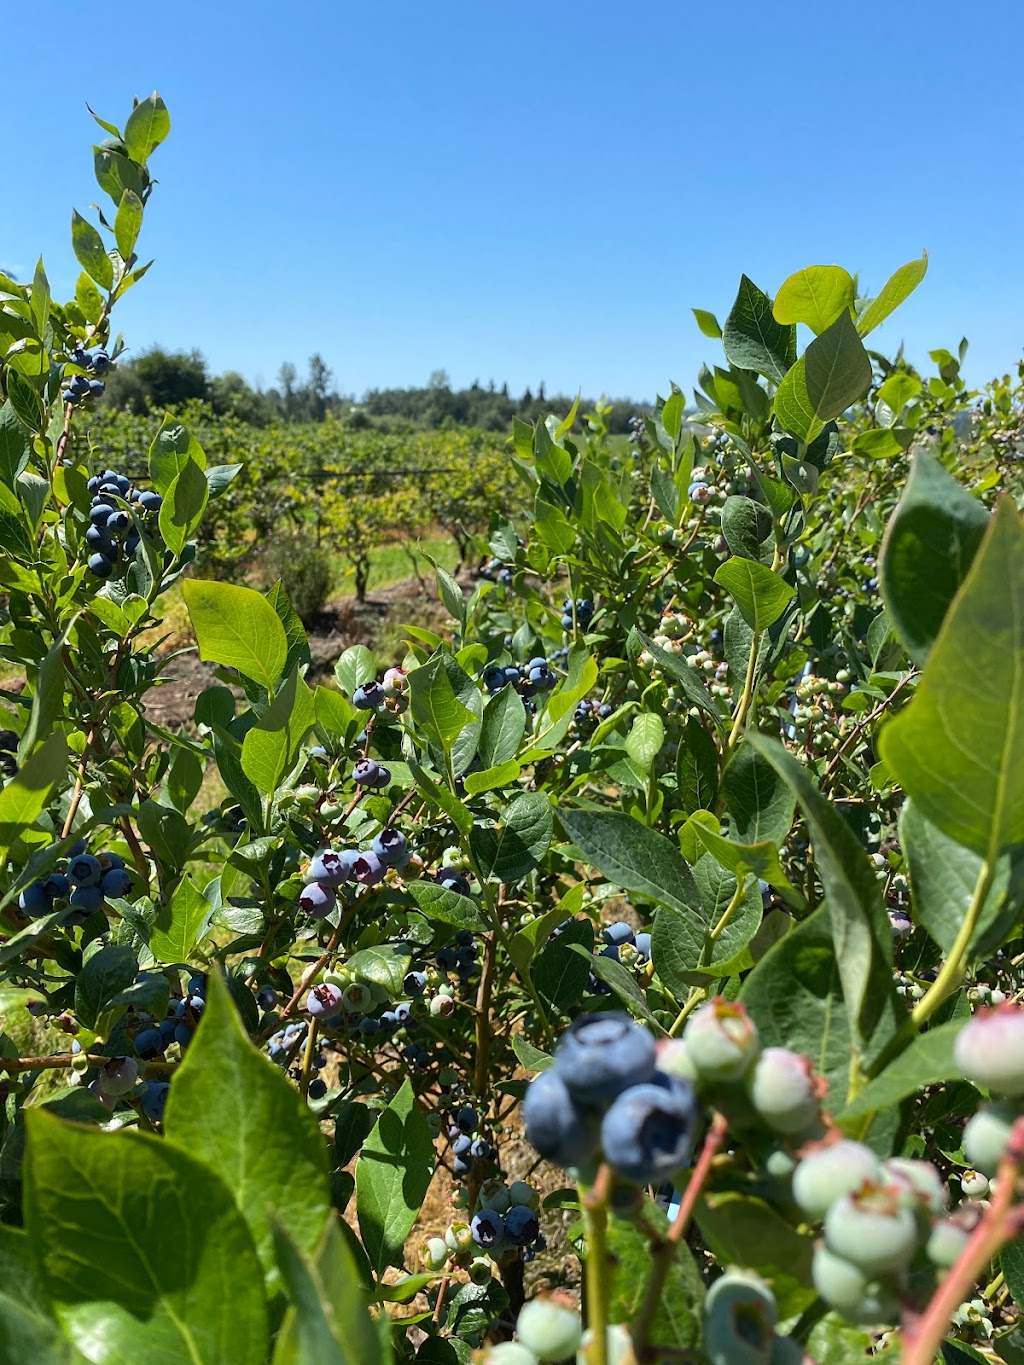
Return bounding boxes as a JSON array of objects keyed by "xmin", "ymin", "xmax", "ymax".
[{"xmin": 5, "ymin": 0, "xmax": 1023, "ymax": 402}]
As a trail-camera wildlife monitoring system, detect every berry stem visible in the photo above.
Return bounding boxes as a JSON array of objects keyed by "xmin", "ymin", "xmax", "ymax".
[
  {"xmin": 299, "ymin": 1018, "xmax": 319, "ymax": 1098},
  {"xmin": 912, "ymin": 856, "xmax": 996, "ymax": 1027},
  {"xmin": 581, "ymin": 1164, "xmax": 612, "ymax": 1365},
  {"xmin": 902, "ymin": 1116, "xmax": 1024, "ymax": 1365},
  {"xmin": 631, "ymin": 1111, "xmax": 729, "ymax": 1361}
]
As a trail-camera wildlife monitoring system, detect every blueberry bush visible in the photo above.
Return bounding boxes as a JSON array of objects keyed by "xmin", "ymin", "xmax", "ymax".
[{"xmin": 1, "ymin": 97, "xmax": 1024, "ymax": 1365}]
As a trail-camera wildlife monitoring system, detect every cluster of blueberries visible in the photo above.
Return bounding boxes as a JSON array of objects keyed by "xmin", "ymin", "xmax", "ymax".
[
  {"xmin": 482, "ymin": 655, "xmax": 558, "ymax": 698},
  {"xmin": 298, "ymin": 832, "xmax": 412, "ymax": 918},
  {"xmin": 423, "ymin": 1176, "xmax": 544, "ymax": 1279},
  {"xmin": 590, "ymin": 920, "xmax": 652, "ymax": 993},
  {"xmin": 133, "ymin": 972, "xmax": 207, "ymax": 1061},
  {"xmin": 18, "ymin": 842, "xmax": 133, "ymax": 924},
  {"xmin": 63, "ymin": 346, "xmax": 109, "ymax": 405},
  {"xmin": 264, "ymin": 1016, "xmax": 338, "ymax": 1100},
  {"xmin": 570, "ymin": 697, "xmax": 614, "ymax": 732},
  {"xmin": 352, "ymin": 667, "xmax": 409, "ymax": 716},
  {"xmin": 84, "ymin": 468, "xmax": 163, "ymax": 579},
  {"xmin": 445, "ymin": 1103, "xmax": 496, "ymax": 1176},
  {"xmin": 478, "ymin": 556, "xmax": 513, "ymax": 587},
  {"xmin": 560, "ymin": 596, "xmax": 594, "ymax": 631}
]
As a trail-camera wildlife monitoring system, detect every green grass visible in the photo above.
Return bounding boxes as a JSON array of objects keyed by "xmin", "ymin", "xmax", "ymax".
[{"xmin": 332, "ymin": 532, "xmax": 460, "ymax": 596}]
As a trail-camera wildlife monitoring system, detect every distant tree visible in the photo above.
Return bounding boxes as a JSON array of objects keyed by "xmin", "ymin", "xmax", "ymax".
[
  {"xmin": 278, "ymin": 362, "xmax": 298, "ymax": 420},
  {"xmin": 308, "ymin": 354, "xmax": 333, "ymax": 421},
  {"xmin": 102, "ymin": 346, "xmax": 209, "ymax": 412},
  {"xmin": 429, "ymin": 369, "xmax": 450, "ymax": 391}
]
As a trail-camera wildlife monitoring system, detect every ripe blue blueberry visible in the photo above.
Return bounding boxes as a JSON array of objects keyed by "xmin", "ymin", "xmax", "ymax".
[
  {"xmin": 470, "ymin": 1138, "xmax": 494, "ymax": 1161},
  {"xmin": 69, "ymin": 853, "xmax": 101, "ymax": 885},
  {"xmin": 634, "ymin": 932, "xmax": 651, "ymax": 960},
  {"xmin": 600, "ymin": 1073, "xmax": 696, "ymax": 1185},
  {"xmin": 85, "ymin": 525, "xmax": 114, "ymax": 552},
  {"xmin": 138, "ymin": 1080, "xmax": 170, "ymax": 1124},
  {"xmin": 101, "ymin": 867, "xmax": 133, "ymax": 899},
  {"xmin": 456, "ymin": 1105, "xmax": 479, "ymax": 1134},
  {"xmin": 106, "ymin": 509, "xmax": 130, "ymax": 534},
  {"xmin": 453, "ymin": 1134, "xmax": 472, "ymax": 1156},
  {"xmin": 42, "ymin": 872, "xmax": 71, "ymax": 900},
  {"xmin": 372, "ymin": 828, "xmax": 409, "ymax": 866},
  {"xmin": 173, "ymin": 1022, "xmax": 193, "ymax": 1048},
  {"xmin": 352, "ymin": 851, "xmax": 384, "ymax": 886},
  {"xmin": 88, "ymin": 379, "xmax": 105, "ymax": 398},
  {"xmin": 70, "ymin": 885, "xmax": 103, "ymax": 914},
  {"xmin": 88, "ymin": 502, "xmax": 113, "ymax": 525},
  {"xmin": 137, "ymin": 490, "xmax": 162, "ymax": 512},
  {"xmin": 352, "ymin": 681, "xmax": 385, "ymax": 709},
  {"xmin": 307, "ymin": 849, "xmax": 357, "ymax": 886},
  {"xmin": 87, "ymin": 552, "xmax": 113, "ymax": 578},
  {"xmin": 503, "ymin": 1204, "xmax": 540, "ymax": 1246},
  {"xmin": 394, "ymin": 1002, "xmax": 412, "ymax": 1023},
  {"xmin": 602, "ymin": 921, "xmax": 635, "ymax": 948},
  {"xmin": 299, "ymin": 881, "xmax": 336, "ymax": 918},
  {"xmin": 522, "ymin": 1068, "xmax": 599, "ymax": 1168},
  {"xmin": 134, "ymin": 1026, "xmax": 164, "ymax": 1059},
  {"xmin": 554, "ymin": 1011, "xmax": 657, "ymax": 1106},
  {"xmin": 353, "ymin": 758, "xmax": 389, "ymax": 787},
  {"xmin": 470, "ymin": 1209, "xmax": 504, "ymax": 1248},
  {"xmin": 90, "ymin": 350, "xmax": 110, "ymax": 373},
  {"xmin": 358, "ymin": 1016, "xmax": 380, "ymax": 1037},
  {"xmin": 404, "ymin": 970, "xmax": 427, "ymax": 996},
  {"xmin": 18, "ymin": 882, "xmax": 51, "ymax": 915},
  {"xmin": 307, "ymin": 1077, "xmax": 327, "ymax": 1100},
  {"xmin": 482, "ymin": 664, "xmax": 506, "ymax": 692},
  {"xmin": 437, "ymin": 868, "xmax": 470, "ymax": 895}
]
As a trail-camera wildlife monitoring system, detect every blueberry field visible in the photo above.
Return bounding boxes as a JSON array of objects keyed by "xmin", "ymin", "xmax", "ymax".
[{"xmin": 2, "ymin": 95, "xmax": 1024, "ymax": 1365}]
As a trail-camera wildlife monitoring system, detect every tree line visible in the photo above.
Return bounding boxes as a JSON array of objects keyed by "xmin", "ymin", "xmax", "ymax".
[{"xmin": 99, "ymin": 348, "xmax": 648, "ymax": 433}]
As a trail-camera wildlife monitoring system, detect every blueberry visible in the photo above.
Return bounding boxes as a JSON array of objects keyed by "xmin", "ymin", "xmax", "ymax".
[
  {"xmin": 352, "ymin": 681, "xmax": 384, "ymax": 709},
  {"xmin": 68, "ymin": 853, "xmax": 100, "ymax": 886},
  {"xmin": 353, "ymin": 758, "xmax": 389, "ymax": 788},
  {"xmin": 85, "ymin": 526, "xmax": 114, "ymax": 553},
  {"xmin": 404, "ymin": 971, "xmax": 427, "ymax": 996},
  {"xmin": 823, "ymin": 1183, "xmax": 919, "ymax": 1275},
  {"xmin": 307, "ymin": 1077, "xmax": 327, "ymax": 1100},
  {"xmin": 954, "ymin": 1003, "xmax": 1024, "ymax": 1095},
  {"xmin": 379, "ymin": 1010, "xmax": 398, "ymax": 1031},
  {"xmin": 67, "ymin": 374, "xmax": 90, "ymax": 398},
  {"xmin": 101, "ymin": 867, "xmax": 133, "ymax": 899},
  {"xmin": 455, "ymin": 929, "xmax": 474, "ymax": 947},
  {"xmin": 437, "ymin": 868, "xmax": 470, "ymax": 896},
  {"xmin": 89, "ymin": 502, "xmax": 114, "ymax": 526},
  {"xmin": 42, "ymin": 872, "xmax": 70, "ymax": 900},
  {"xmin": 470, "ymin": 1209, "xmax": 504, "ymax": 1248},
  {"xmin": 453, "ymin": 1134, "xmax": 472, "ymax": 1156},
  {"xmin": 561, "ymin": 615, "xmax": 574, "ymax": 629},
  {"xmin": 634, "ymin": 932, "xmax": 651, "ymax": 961},
  {"xmin": 682, "ymin": 998, "xmax": 761, "ymax": 1082},
  {"xmin": 704, "ymin": 1270, "xmax": 777, "ymax": 1365},
  {"xmin": 747, "ymin": 1047, "xmax": 820, "ymax": 1134},
  {"xmin": 298, "ymin": 881, "xmax": 336, "ymax": 918},
  {"xmin": 138, "ymin": 1080, "xmax": 170, "ymax": 1124},
  {"xmin": 358, "ymin": 1016, "xmax": 380, "ymax": 1037},
  {"xmin": 963, "ymin": 1101, "xmax": 1017, "ymax": 1175},
  {"xmin": 598, "ymin": 703, "xmax": 613, "ymax": 718},
  {"xmin": 372, "ymin": 828, "xmax": 409, "ymax": 866},
  {"xmin": 306, "ymin": 983, "xmax": 344, "ymax": 1020},
  {"xmin": 88, "ymin": 380, "xmax": 105, "ymax": 399},
  {"xmin": 503, "ymin": 1204, "xmax": 540, "ymax": 1246},
  {"xmin": 453, "ymin": 1155, "xmax": 471, "ymax": 1176},
  {"xmin": 137, "ymin": 490, "xmax": 162, "ymax": 512},
  {"xmin": 522, "ymin": 1068, "xmax": 599, "ymax": 1167},
  {"xmin": 600, "ymin": 1072, "xmax": 696, "ymax": 1184},
  {"xmin": 811, "ymin": 1244, "xmax": 895, "ymax": 1324},
  {"xmin": 173, "ymin": 1022, "xmax": 193, "ymax": 1048},
  {"xmin": 456, "ymin": 1105, "xmax": 479, "ymax": 1135},
  {"xmin": 883, "ymin": 1157, "xmax": 947, "ymax": 1216},
  {"xmin": 68, "ymin": 837, "xmax": 86, "ymax": 857},
  {"xmin": 470, "ymin": 1138, "xmax": 494, "ymax": 1161},
  {"xmin": 926, "ymin": 1218, "xmax": 972, "ymax": 1268},
  {"xmin": 602, "ymin": 922, "xmax": 635, "ymax": 948},
  {"xmin": 503, "ymin": 666, "xmax": 520, "ymax": 685},
  {"xmin": 90, "ymin": 350, "xmax": 110, "ymax": 373},
  {"xmin": 134, "ymin": 1026, "xmax": 164, "ymax": 1059},
  {"xmin": 86, "ymin": 474, "xmax": 102, "ymax": 493},
  {"xmin": 515, "ymin": 1296, "xmax": 581, "ymax": 1361},
  {"xmin": 124, "ymin": 533, "xmax": 141, "ymax": 555},
  {"xmin": 70, "ymin": 885, "xmax": 103, "ymax": 914},
  {"xmin": 352, "ymin": 852, "xmax": 384, "ymax": 886},
  {"xmin": 554, "ymin": 1011, "xmax": 657, "ymax": 1106},
  {"xmin": 792, "ymin": 1140, "xmax": 883, "ymax": 1221},
  {"xmin": 307, "ymin": 850, "xmax": 357, "ymax": 886},
  {"xmin": 18, "ymin": 882, "xmax": 51, "ymax": 915},
  {"xmin": 436, "ymin": 945, "xmax": 459, "ymax": 971},
  {"xmin": 482, "ymin": 664, "xmax": 507, "ymax": 692},
  {"xmin": 106, "ymin": 510, "xmax": 130, "ymax": 534},
  {"xmin": 159, "ymin": 1018, "xmax": 178, "ymax": 1044},
  {"xmin": 87, "ymin": 552, "xmax": 113, "ymax": 578}
]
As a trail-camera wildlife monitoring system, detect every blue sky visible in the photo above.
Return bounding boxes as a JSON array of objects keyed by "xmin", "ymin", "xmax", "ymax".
[{"xmin": 4, "ymin": 0, "xmax": 1023, "ymax": 402}]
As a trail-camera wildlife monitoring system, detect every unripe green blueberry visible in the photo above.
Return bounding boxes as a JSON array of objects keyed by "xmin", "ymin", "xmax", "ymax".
[
  {"xmin": 883, "ymin": 1158, "xmax": 947, "ymax": 1217},
  {"xmin": 792, "ymin": 1140, "xmax": 883, "ymax": 1221},
  {"xmin": 747, "ymin": 1047, "xmax": 820, "ymax": 1134},
  {"xmin": 823, "ymin": 1183, "xmax": 919, "ymax": 1276},
  {"xmin": 963, "ymin": 1102, "xmax": 1017, "ymax": 1175},
  {"xmin": 421, "ymin": 1236, "xmax": 449, "ymax": 1270},
  {"xmin": 811, "ymin": 1245, "xmax": 895, "ymax": 1324},
  {"xmin": 341, "ymin": 984, "xmax": 371, "ymax": 1012},
  {"xmin": 476, "ymin": 1344, "xmax": 538, "ymax": 1365},
  {"xmin": 478, "ymin": 1179, "xmax": 512, "ymax": 1213},
  {"xmin": 468, "ymin": 1255, "xmax": 493, "ymax": 1285},
  {"xmin": 683, "ymin": 998, "xmax": 761, "ymax": 1082},
  {"xmin": 656, "ymin": 1038, "xmax": 699, "ymax": 1084},
  {"xmin": 960, "ymin": 1169, "xmax": 990, "ymax": 1198},
  {"xmin": 704, "ymin": 1269, "xmax": 777, "ymax": 1365},
  {"xmin": 508, "ymin": 1180, "xmax": 540, "ymax": 1209},
  {"xmin": 765, "ymin": 1147, "xmax": 798, "ymax": 1183},
  {"xmin": 926, "ymin": 1218, "xmax": 972, "ymax": 1268},
  {"xmin": 515, "ymin": 1294, "xmax": 583, "ymax": 1362},
  {"xmin": 293, "ymin": 784, "xmax": 320, "ymax": 807},
  {"xmin": 445, "ymin": 1221, "xmax": 474, "ymax": 1253},
  {"xmin": 954, "ymin": 1004, "xmax": 1024, "ymax": 1095}
]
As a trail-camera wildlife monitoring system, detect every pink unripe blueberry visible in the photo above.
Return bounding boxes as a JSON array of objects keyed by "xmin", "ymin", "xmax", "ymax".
[
  {"xmin": 305, "ymin": 982, "xmax": 343, "ymax": 1020},
  {"xmin": 683, "ymin": 998, "xmax": 761, "ymax": 1082},
  {"xmin": 954, "ymin": 1004, "xmax": 1024, "ymax": 1096},
  {"xmin": 823, "ymin": 1182, "xmax": 919, "ymax": 1275},
  {"xmin": 792, "ymin": 1140, "xmax": 883, "ymax": 1221},
  {"xmin": 747, "ymin": 1047, "xmax": 821, "ymax": 1134}
]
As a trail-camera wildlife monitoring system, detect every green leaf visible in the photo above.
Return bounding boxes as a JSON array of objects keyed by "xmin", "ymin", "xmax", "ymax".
[
  {"xmin": 692, "ymin": 857, "xmax": 764, "ymax": 969},
  {"xmin": 164, "ymin": 972, "xmax": 330, "ymax": 1292},
  {"xmin": 123, "ymin": 92, "xmax": 171, "ymax": 165},
  {"xmin": 743, "ymin": 735, "xmax": 892, "ymax": 1057},
  {"xmin": 569, "ymin": 943, "xmax": 656, "ymax": 1023},
  {"xmin": 18, "ymin": 634, "xmax": 66, "ymax": 760},
  {"xmin": 136, "ymin": 797, "xmax": 191, "ymax": 868},
  {"xmin": 722, "ymin": 741, "xmax": 796, "ymax": 845},
  {"xmin": 608, "ymin": 1204, "xmax": 703, "ymax": 1350},
  {"xmin": 880, "ymin": 449, "xmax": 989, "ymax": 665},
  {"xmin": 696, "ymin": 1191, "xmax": 815, "ymax": 1318},
  {"xmin": 241, "ymin": 668, "xmax": 316, "ymax": 795},
  {"xmin": 692, "ymin": 307, "xmax": 722, "ymax": 339},
  {"xmin": 469, "ymin": 791, "xmax": 552, "ymax": 884},
  {"xmin": 334, "ymin": 644, "xmax": 376, "ymax": 698},
  {"xmin": 857, "ymin": 253, "xmax": 928, "ymax": 336},
  {"xmin": 431, "ymin": 558, "xmax": 467, "ymax": 632},
  {"xmin": 149, "ymin": 874, "xmax": 210, "ymax": 962},
  {"xmin": 346, "ymin": 945, "xmax": 414, "ymax": 996},
  {"xmin": 0, "ymin": 733, "xmax": 67, "ymax": 864},
  {"xmin": 532, "ymin": 646, "xmax": 599, "ymax": 751},
  {"xmin": 900, "ymin": 802, "xmax": 1014, "ymax": 957},
  {"xmin": 879, "ymin": 499, "xmax": 1024, "ymax": 859},
  {"xmin": 0, "ymin": 1229, "xmax": 78, "ymax": 1365},
  {"xmin": 533, "ymin": 917, "xmax": 594, "ymax": 1012},
  {"xmin": 628, "ymin": 629, "xmax": 721, "ymax": 724},
  {"xmin": 877, "ymin": 372, "xmax": 922, "ymax": 415},
  {"xmin": 314, "ymin": 685, "xmax": 356, "ymax": 738},
  {"xmin": 158, "ymin": 456, "xmax": 209, "ymax": 555},
  {"xmin": 722, "ymin": 275, "xmax": 796, "ymax": 384},
  {"xmin": 742, "ymin": 906, "xmax": 856, "ymax": 1107},
  {"xmin": 407, "ymin": 653, "xmax": 477, "ymax": 757},
  {"xmin": 0, "ymin": 402, "xmax": 30, "ymax": 488},
  {"xmin": 30, "ymin": 257, "xmax": 51, "ymax": 338},
  {"xmin": 773, "ymin": 265, "xmax": 855, "ymax": 334},
  {"xmin": 477, "ymin": 686, "xmax": 526, "ymax": 767},
  {"xmin": 271, "ymin": 1216, "xmax": 384, "ymax": 1365},
  {"xmin": 713, "ymin": 556, "xmax": 795, "ymax": 631},
  {"xmin": 624, "ymin": 712, "xmax": 665, "ymax": 772},
  {"xmin": 25, "ymin": 1109, "xmax": 269, "ymax": 1364},
  {"xmin": 114, "ymin": 189, "xmax": 143, "ymax": 260},
  {"xmin": 70, "ymin": 210, "xmax": 113, "ymax": 290},
  {"xmin": 74, "ymin": 944, "xmax": 136, "ymax": 1032},
  {"xmin": 149, "ymin": 417, "xmax": 207, "ymax": 494},
  {"xmin": 355, "ymin": 1079, "xmax": 435, "ymax": 1276},
  {"xmin": 721, "ymin": 495, "xmax": 774, "ymax": 564},
  {"xmin": 463, "ymin": 760, "xmax": 521, "ymax": 794},
  {"xmin": 557, "ymin": 806, "xmax": 704, "ymax": 918},
  {"xmin": 676, "ymin": 716, "xmax": 719, "ymax": 815},
  {"xmin": 407, "ymin": 880, "xmax": 489, "ymax": 931},
  {"xmin": 839, "ymin": 1020, "xmax": 964, "ymax": 1121},
  {"xmin": 183, "ymin": 579, "xmax": 288, "ymax": 691},
  {"xmin": 774, "ymin": 312, "xmax": 872, "ymax": 444}
]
